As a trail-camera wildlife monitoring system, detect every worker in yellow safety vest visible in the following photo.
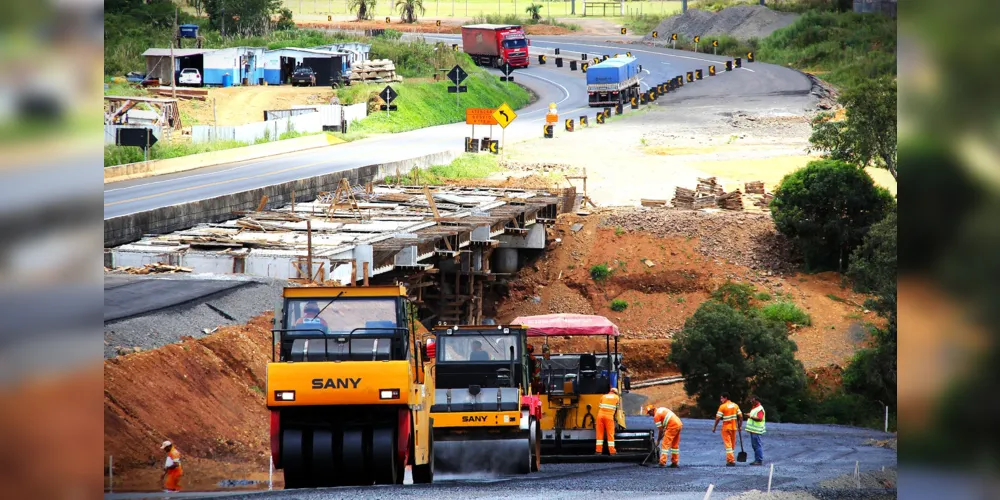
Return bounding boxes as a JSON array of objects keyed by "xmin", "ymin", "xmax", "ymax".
[
  {"xmin": 746, "ymin": 395, "xmax": 766, "ymax": 465},
  {"xmin": 595, "ymin": 387, "xmax": 620, "ymax": 455},
  {"xmin": 646, "ymin": 405, "xmax": 683, "ymax": 467},
  {"xmin": 712, "ymin": 392, "xmax": 743, "ymax": 466},
  {"xmin": 545, "ymin": 102, "xmax": 558, "ymax": 124}
]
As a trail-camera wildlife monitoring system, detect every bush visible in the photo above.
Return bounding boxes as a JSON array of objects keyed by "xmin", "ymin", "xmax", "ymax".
[
  {"xmin": 755, "ymin": 292, "xmax": 772, "ymax": 302},
  {"xmin": 847, "ymin": 210, "xmax": 897, "ymax": 315},
  {"xmin": 669, "ymin": 301, "xmax": 808, "ymax": 421},
  {"xmin": 610, "ymin": 299, "xmax": 628, "ymax": 312},
  {"xmin": 770, "ymin": 159, "xmax": 895, "ymax": 271},
  {"xmin": 589, "ymin": 264, "xmax": 612, "ymax": 282},
  {"xmin": 710, "ymin": 281, "xmax": 756, "ymax": 313},
  {"xmin": 760, "ymin": 301, "xmax": 812, "ymax": 326}
]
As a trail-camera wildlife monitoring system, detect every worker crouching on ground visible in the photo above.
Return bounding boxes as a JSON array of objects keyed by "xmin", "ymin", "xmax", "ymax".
[
  {"xmin": 712, "ymin": 393, "xmax": 743, "ymax": 466},
  {"xmin": 160, "ymin": 440, "xmax": 183, "ymax": 492},
  {"xmin": 646, "ymin": 405, "xmax": 683, "ymax": 468},
  {"xmin": 595, "ymin": 387, "xmax": 620, "ymax": 455},
  {"xmin": 746, "ymin": 396, "xmax": 766, "ymax": 465}
]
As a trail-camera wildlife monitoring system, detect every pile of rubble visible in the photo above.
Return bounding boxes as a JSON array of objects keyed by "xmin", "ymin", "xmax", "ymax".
[
  {"xmin": 106, "ymin": 263, "xmax": 193, "ymax": 275},
  {"xmin": 349, "ymin": 59, "xmax": 403, "ymax": 83},
  {"xmin": 599, "ymin": 207, "xmax": 799, "ymax": 274}
]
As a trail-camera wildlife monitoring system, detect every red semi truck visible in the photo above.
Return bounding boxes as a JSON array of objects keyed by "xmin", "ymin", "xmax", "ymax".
[{"xmin": 461, "ymin": 24, "xmax": 530, "ymax": 68}]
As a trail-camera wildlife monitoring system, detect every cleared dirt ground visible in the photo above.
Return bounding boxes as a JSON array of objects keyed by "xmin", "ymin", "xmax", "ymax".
[{"xmin": 180, "ymin": 85, "xmax": 338, "ymax": 127}]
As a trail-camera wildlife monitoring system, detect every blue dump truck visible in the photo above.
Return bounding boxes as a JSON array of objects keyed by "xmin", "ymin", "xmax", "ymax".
[{"xmin": 586, "ymin": 56, "xmax": 641, "ymax": 107}]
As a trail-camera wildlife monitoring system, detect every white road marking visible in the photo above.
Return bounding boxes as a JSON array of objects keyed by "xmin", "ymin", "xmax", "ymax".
[{"xmin": 741, "ymin": 67, "xmax": 756, "ymax": 73}]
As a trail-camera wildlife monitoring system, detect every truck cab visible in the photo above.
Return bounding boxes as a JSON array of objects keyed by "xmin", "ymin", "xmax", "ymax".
[{"xmin": 461, "ymin": 24, "xmax": 530, "ymax": 69}]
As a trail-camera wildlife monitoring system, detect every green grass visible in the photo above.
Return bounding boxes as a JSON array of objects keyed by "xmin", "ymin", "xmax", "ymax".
[
  {"xmin": 760, "ymin": 301, "xmax": 813, "ymax": 326},
  {"xmin": 755, "ymin": 292, "xmax": 773, "ymax": 302},
  {"xmin": 339, "ymin": 58, "xmax": 531, "ymax": 134},
  {"xmin": 757, "ymin": 10, "xmax": 896, "ymax": 89},
  {"xmin": 826, "ymin": 293, "xmax": 848, "ymax": 304},
  {"xmin": 614, "ymin": 226, "xmax": 626, "ymax": 236},
  {"xmin": 590, "ymin": 264, "xmax": 612, "ymax": 282},
  {"xmin": 383, "ymin": 153, "xmax": 499, "ymax": 185},
  {"xmin": 610, "ymin": 299, "xmax": 628, "ymax": 312},
  {"xmin": 105, "ymin": 131, "xmax": 322, "ymax": 167},
  {"xmin": 622, "ymin": 13, "xmax": 663, "ymax": 34}
]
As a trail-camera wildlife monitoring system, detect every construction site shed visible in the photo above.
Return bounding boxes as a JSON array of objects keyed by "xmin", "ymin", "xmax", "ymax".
[{"xmin": 143, "ymin": 48, "xmax": 213, "ymax": 86}]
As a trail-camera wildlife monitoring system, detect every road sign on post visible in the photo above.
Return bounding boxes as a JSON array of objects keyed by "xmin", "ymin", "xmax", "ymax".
[
  {"xmin": 652, "ymin": 31, "xmax": 658, "ymax": 38},
  {"xmin": 116, "ymin": 127, "xmax": 158, "ymax": 149},
  {"xmin": 447, "ymin": 65, "xmax": 468, "ymax": 105},
  {"xmin": 492, "ymin": 102, "xmax": 516, "ymax": 157},
  {"xmin": 500, "ymin": 62, "xmax": 515, "ymax": 82},
  {"xmin": 379, "ymin": 85, "xmax": 398, "ymax": 113},
  {"xmin": 466, "ymin": 108, "xmax": 497, "ymax": 125}
]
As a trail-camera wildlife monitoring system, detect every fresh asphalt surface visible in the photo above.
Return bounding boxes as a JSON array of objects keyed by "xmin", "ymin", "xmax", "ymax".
[
  {"xmin": 105, "ymin": 417, "xmax": 896, "ymax": 499},
  {"xmin": 103, "ymin": 36, "xmax": 811, "ymax": 219}
]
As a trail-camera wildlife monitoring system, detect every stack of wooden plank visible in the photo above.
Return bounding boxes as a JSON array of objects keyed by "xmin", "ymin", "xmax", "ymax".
[
  {"xmin": 744, "ymin": 181, "xmax": 765, "ymax": 194},
  {"xmin": 113, "ymin": 263, "xmax": 193, "ymax": 274},
  {"xmin": 349, "ymin": 59, "xmax": 403, "ymax": 83},
  {"xmin": 153, "ymin": 87, "xmax": 208, "ymax": 101},
  {"xmin": 693, "ymin": 194, "xmax": 717, "ymax": 209},
  {"xmin": 717, "ymin": 189, "xmax": 744, "ymax": 210},
  {"xmin": 672, "ymin": 187, "xmax": 695, "ymax": 208},
  {"xmin": 753, "ymin": 193, "xmax": 774, "ymax": 208},
  {"xmin": 697, "ymin": 177, "xmax": 725, "ymax": 196}
]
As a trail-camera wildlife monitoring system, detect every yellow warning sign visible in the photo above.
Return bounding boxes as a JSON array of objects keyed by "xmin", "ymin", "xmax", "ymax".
[{"xmin": 492, "ymin": 102, "xmax": 517, "ymax": 129}]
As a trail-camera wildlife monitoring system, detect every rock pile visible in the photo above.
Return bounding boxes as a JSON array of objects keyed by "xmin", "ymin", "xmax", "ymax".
[
  {"xmin": 643, "ymin": 5, "xmax": 800, "ymax": 42},
  {"xmin": 349, "ymin": 59, "xmax": 403, "ymax": 83}
]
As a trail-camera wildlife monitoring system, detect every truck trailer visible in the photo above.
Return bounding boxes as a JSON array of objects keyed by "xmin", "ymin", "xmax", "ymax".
[
  {"xmin": 461, "ymin": 24, "xmax": 530, "ymax": 68},
  {"xmin": 586, "ymin": 56, "xmax": 641, "ymax": 107}
]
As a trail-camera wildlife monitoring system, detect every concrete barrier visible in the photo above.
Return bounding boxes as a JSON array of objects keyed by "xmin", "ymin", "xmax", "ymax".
[
  {"xmin": 104, "ymin": 150, "xmax": 460, "ymax": 248},
  {"xmin": 103, "ymin": 133, "xmax": 345, "ymax": 184}
]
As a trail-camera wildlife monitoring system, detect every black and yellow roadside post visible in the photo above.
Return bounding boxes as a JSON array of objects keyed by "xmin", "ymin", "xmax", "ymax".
[
  {"xmin": 652, "ymin": 31, "xmax": 658, "ymax": 39},
  {"xmin": 726, "ymin": 60, "xmax": 733, "ymax": 71},
  {"xmin": 709, "ymin": 65, "xmax": 716, "ymax": 76},
  {"xmin": 695, "ymin": 69, "xmax": 703, "ymax": 80},
  {"xmin": 596, "ymin": 112, "xmax": 605, "ymax": 124},
  {"xmin": 582, "ymin": 62, "xmax": 589, "ymax": 73},
  {"xmin": 543, "ymin": 124, "xmax": 554, "ymax": 138},
  {"xmin": 615, "ymin": 102, "xmax": 623, "ymax": 115},
  {"xmin": 735, "ymin": 57, "xmax": 742, "ymax": 68},
  {"xmin": 650, "ymin": 88, "xmax": 657, "ymax": 101},
  {"xmin": 580, "ymin": 115, "xmax": 588, "ymax": 127},
  {"xmin": 452, "ymin": 44, "xmax": 458, "ymax": 51},
  {"xmin": 386, "ymin": 17, "xmax": 391, "ymax": 23},
  {"xmin": 639, "ymin": 92, "xmax": 647, "ymax": 105},
  {"xmin": 671, "ymin": 33, "xmax": 678, "ymax": 50},
  {"xmin": 538, "ymin": 54, "xmax": 547, "ymax": 65},
  {"xmin": 631, "ymin": 96, "xmax": 639, "ymax": 109},
  {"xmin": 712, "ymin": 39, "xmax": 719, "ymax": 55},
  {"xmin": 556, "ymin": 57, "xmax": 563, "ymax": 67},
  {"xmin": 604, "ymin": 107, "xmax": 611, "ymax": 119},
  {"xmin": 570, "ymin": 60, "xmax": 577, "ymax": 71},
  {"xmin": 693, "ymin": 35, "xmax": 700, "ymax": 53},
  {"xmin": 488, "ymin": 140, "xmax": 499, "ymax": 155},
  {"xmin": 747, "ymin": 51, "xmax": 755, "ymax": 63},
  {"xmin": 687, "ymin": 71, "xmax": 694, "ymax": 83},
  {"xmin": 620, "ymin": 28, "xmax": 626, "ymax": 35},
  {"xmin": 565, "ymin": 118, "xmax": 574, "ymax": 132}
]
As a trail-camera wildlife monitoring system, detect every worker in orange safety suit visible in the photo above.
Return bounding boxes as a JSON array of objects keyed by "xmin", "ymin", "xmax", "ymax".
[
  {"xmin": 160, "ymin": 440, "xmax": 183, "ymax": 492},
  {"xmin": 646, "ymin": 405, "xmax": 683, "ymax": 467},
  {"xmin": 595, "ymin": 387, "xmax": 620, "ymax": 455},
  {"xmin": 712, "ymin": 392, "xmax": 743, "ymax": 466}
]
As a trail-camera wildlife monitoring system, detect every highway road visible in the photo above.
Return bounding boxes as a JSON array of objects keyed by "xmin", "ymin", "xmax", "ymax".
[
  {"xmin": 104, "ymin": 417, "xmax": 896, "ymax": 499},
  {"xmin": 103, "ymin": 36, "xmax": 811, "ymax": 220}
]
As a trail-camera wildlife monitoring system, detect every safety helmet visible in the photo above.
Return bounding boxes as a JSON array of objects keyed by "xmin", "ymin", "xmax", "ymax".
[
  {"xmin": 161, "ymin": 440, "xmax": 172, "ymax": 449},
  {"xmin": 645, "ymin": 405, "xmax": 655, "ymax": 416},
  {"xmin": 610, "ymin": 387, "xmax": 619, "ymax": 394},
  {"xmin": 549, "ymin": 102, "xmax": 557, "ymax": 110}
]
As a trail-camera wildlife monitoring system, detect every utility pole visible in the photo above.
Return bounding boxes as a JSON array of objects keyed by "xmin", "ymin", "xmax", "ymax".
[{"xmin": 171, "ymin": 7, "xmax": 178, "ymax": 98}]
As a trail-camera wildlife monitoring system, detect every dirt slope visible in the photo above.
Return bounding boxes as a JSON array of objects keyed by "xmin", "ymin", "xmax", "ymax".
[
  {"xmin": 104, "ymin": 314, "xmax": 275, "ymax": 485},
  {"xmin": 496, "ymin": 209, "xmax": 876, "ymax": 380}
]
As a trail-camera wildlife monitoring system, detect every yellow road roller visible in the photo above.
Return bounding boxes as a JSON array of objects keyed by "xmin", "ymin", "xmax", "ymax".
[{"xmin": 267, "ymin": 285, "xmax": 435, "ymax": 488}]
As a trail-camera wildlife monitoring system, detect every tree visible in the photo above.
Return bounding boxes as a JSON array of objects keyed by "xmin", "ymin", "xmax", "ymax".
[
  {"xmin": 809, "ymin": 78, "xmax": 897, "ymax": 181},
  {"xmin": 669, "ymin": 301, "xmax": 808, "ymax": 422},
  {"xmin": 395, "ymin": 0, "xmax": 425, "ymax": 23},
  {"xmin": 187, "ymin": 0, "xmax": 205, "ymax": 17},
  {"xmin": 349, "ymin": 0, "xmax": 378, "ymax": 21},
  {"xmin": 525, "ymin": 3, "xmax": 542, "ymax": 21},
  {"xmin": 275, "ymin": 7, "xmax": 295, "ymax": 30},
  {"xmin": 847, "ymin": 210, "xmax": 897, "ymax": 319},
  {"xmin": 204, "ymin": 0, "xmax": 283, "ymax": 37},
  {"xmin": 771, "ymin": 159, "xmax": 895, "ymax": 271}
]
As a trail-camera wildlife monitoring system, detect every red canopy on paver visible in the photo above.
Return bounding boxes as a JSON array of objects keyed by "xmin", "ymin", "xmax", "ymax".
[{"xmin": 512, "ymin": 314, "xmax": 621, "ymax": 337}]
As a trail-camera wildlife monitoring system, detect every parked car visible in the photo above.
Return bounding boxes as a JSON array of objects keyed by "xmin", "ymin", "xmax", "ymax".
[
  {"xmin": 290, "ymin": 67, "xmax": 316, "ymax": 87},
  {"xmin": 178, "ymin": 68, "xmax": 202, "ymax": 86}
]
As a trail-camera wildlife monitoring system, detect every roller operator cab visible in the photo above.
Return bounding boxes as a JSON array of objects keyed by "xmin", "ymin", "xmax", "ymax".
[
  {"xmin": 461, "ymin": 24, "xmax": 530, "ymax": 68},
  {"xmin": 429, "ymin": 325, "xmax": 542, "ymax": 474},
  {"xmin": 586, "ymin": 56, "xmax": 641, "ymax": 107},
  {"xmin": 267, "ymin": 285, "xmax": 435, "ymax": 488},
  {"xmin": 513, "ymin": 314, "xmax": 656, "ymax": 462}
]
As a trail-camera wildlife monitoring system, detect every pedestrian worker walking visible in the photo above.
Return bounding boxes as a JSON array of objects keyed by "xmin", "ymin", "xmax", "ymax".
[
  {"xmin": 712, "ymin": 393, "xmax": 743, "ymax": 466},
  {"xmin": 595, "ymin": 387, "xmax": 620, "ymax": 455},
  {"xmin": 646, "ymin": 405, "xmax": 683, "ymax": 467},
  {"xmin": 746, "ymin": 396, "xmax": 766, "ymax": 465},
  {"xmin": 160, "ymin": 440, "xmax": 183, "ymax": 492}
]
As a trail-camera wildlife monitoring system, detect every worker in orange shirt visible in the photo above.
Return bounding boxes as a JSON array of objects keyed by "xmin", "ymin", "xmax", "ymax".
[
  {"xmin": 646, "ymin": 405, "xmax": 683, "ymax": 467},
  {"xmin": 595, "ymin": 387, "xmax": 620, "ymax": 455},
  {"xmin": 160, "ymin": 440, "xmax": 183, "ymax": 492},
  {"xmin": 712, "ymin": 392, "xmax": 743, "ymax": 466}
]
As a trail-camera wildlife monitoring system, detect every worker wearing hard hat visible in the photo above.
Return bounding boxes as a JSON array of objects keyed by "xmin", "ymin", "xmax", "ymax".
[
  {"xmin": 646, "ymin": 405, "xmax": 683, "ymax": 467},
  {"xmin": 712, "ymin": 393, "xmax": 743, "ymax": 466},
  {"xmin": 595, "ymin": 387, "xmax": 620, "ymax": 455},
  {"xmin": 160, "ymin": 440, "xmax": 183, "ymax": 492},
  {"xmin": 745, "ymin": 396, "xmax": 766, "ymax": 465}
]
